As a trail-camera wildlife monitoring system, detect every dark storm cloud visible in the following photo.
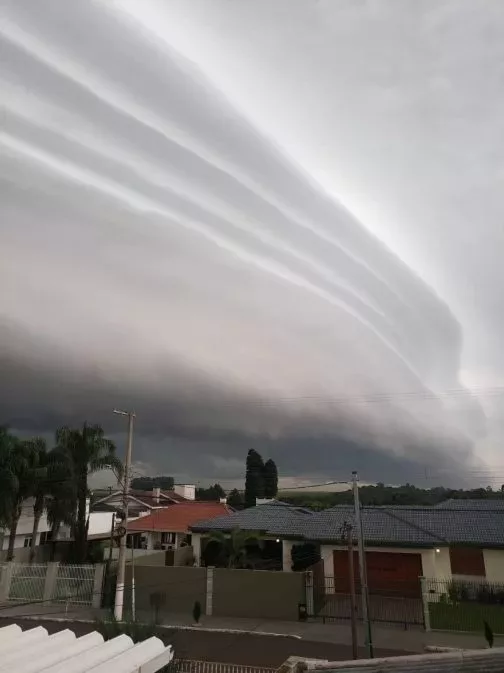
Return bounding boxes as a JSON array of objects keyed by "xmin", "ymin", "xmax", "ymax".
[{"xmin": 0, "ymin": 0, "xmax": 499, "ymax": 485}]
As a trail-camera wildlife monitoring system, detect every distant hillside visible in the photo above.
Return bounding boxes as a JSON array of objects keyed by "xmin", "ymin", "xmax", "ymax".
[{"xmin": 280, "ymin": 483, "xmax": 504, "ymax": 510}]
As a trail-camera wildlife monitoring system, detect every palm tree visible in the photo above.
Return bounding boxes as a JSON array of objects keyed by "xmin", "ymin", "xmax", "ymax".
[
  {"xmin": 209, "ymin": 528, "xmax": 259, "ymax": 568},
  {"xmin": 27, "ymin": 439, "xmax": 66, "ymax": 563},
  {"xmin": 1, "ymin": 437, "xmax": 44, "ymax": 561},
  {"xmin": 55, "ymin": 423, "xmax": 122, "ymax": 562},
  {"xmin": 0, "ymin": 427, "xmax": 20, "ymax": 531}
]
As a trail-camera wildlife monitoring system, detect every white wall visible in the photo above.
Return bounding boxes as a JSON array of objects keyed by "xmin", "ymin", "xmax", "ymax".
[
  {"xmin": 88, "ymin": 512, "xmax": 115, "ymax": 537},
  {"xmin": 174, "ymin": 484, "xmax": 195, "ymax": 500},
  {"xmin": 484, "ymin": 549, "xmax": 504, "ymax": 582}
]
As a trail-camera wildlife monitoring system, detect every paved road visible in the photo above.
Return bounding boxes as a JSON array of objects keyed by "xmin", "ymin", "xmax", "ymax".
[{"xmin": 0, "ymin": 618, "xmax": 412, "ymax": 666}]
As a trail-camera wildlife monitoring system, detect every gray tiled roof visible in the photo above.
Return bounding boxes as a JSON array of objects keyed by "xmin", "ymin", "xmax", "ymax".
[
  {"xmin": 190, "ymin": 499, "xmax": 504, "ymax": 547},
  {"xmin": 191, "ymin": 501, "xmax": 312, "ymax": 534}
]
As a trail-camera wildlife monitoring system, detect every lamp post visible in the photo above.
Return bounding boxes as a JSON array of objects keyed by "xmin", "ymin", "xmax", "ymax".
[{"xmin": 113, "ymin": 409, "xmax": 135, "ymax": 621}]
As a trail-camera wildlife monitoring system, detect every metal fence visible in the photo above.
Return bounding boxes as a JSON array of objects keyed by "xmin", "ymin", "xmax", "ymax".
[
  {"xmin": 311, "ymin": 576, "xmax": 424, "ymax": 628},
  {"xmin": 53, "ymin": 564, "xmax": 96, "ymax": 605},
  {"xmin": 7, "ymin": 563, "xmax": 47, "ymax": 602},
  {"xmin": 425, "ymin": 577, "xmax": 504, "ymax": 633},
  {"xmin": 0, "ymin": 562, "xmax": 99, "ymax": 607},
  {"xmin": 176, "ymin": 660, "xmax": 276, "ymax": 673}
]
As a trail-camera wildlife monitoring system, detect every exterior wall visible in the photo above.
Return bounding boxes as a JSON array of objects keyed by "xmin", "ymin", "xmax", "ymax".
[
  {"xmin": 192, "ymin": 533, "xmax": 202, "ymax": 566},
  {"xmin": 130, "ymin": 565, "xmax": 305, "ymax": 621},
  {"xmin": 129, "ymin": 551, "xmax": 167, "ymax": 566},
  {"xmin": 212, "ymin": 568, "xmax": 305, "ymax": 621},
  {"xmin": 125, "ymin": 565, "xmax": 207, "ymax": 616},
  {"xmin": 282, "ymin": 539, "xmax": 294, "ymax": 572},
  {"xmin": 174, "ymin": 484, "xmax": 195, "ymax": 501},
  {"xmin": 484, "ymin": 549, "xmax": 504, "ymax": 582},
  {"xmin": 165, "ymin": 545, "xmax": 194, "ymax": 567}
]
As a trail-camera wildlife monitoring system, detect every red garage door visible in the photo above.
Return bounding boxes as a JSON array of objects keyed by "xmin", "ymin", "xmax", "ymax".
[{"xmin": 333, "ymin": 551, "xmax": 422, "ymax": 598}]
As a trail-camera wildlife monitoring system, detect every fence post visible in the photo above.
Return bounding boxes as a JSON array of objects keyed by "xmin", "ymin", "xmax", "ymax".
[
  {"xmin": 305, "ymin": 571, "xmax": 314, "ymax": 617},
  {"xmin": 43, "ymin": 562, "xmax": 59, "ymax": 604},
  {"xmin": 0, "ymin": 563, "xmax": 14, "ymax": 602},
  {"xmin": 420, "ymin": 576, "xmax": 431, "ymax": 631},
  {"xmin": 92, "ymin": 563, "xmax": 106, "ymax": 608},
  {"xmin": 206, "ymin": 566, "xmax": 214, "ymax": 616}
]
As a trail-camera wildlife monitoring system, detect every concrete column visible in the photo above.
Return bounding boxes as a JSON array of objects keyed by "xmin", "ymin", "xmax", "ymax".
[
  {"xmin": 420, "ymin": 577, "xmax": 431, "ymax": 631},
  {"xmin": 43, "ymin": 562, "xmax": 59, "ymax": 604},
  {"xmin": 205, "ymin": 566, "xmax": 214, "ymax": 616},
  {"xmin": 282, "ymin": 539, "xmax": 294, "ymax": 572},
  {"xmin": 321, "ymin": 545, "xmax": 335, "ymax": 594},
  {"xmin": 192, "ymin": 533, "xmax": 202, "ymax": 566},
  {"xmin": 92, "ymin": 563, "xmax": 105, "ymax": 608},
  {"xmin": 0, "ymin": 562, "xmax": 14, "ymax": 602}
]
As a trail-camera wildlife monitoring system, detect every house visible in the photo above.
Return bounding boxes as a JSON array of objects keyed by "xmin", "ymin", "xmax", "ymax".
[
  {"xmin": 190, "ymin": 499, "xmax": 504, "ymax": 597},
  {"xmin": 93, "ymin": 484, "xmax": 195, "ymax": 519},
  {"xmin": 127, "ymin": 501, "xmax": 231, "ymax": 552},
  {"xmin": 0, "ymin": 497, "xmax": 115, "ymax": 562}
]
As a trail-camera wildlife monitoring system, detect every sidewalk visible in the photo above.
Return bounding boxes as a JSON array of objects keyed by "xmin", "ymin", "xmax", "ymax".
[{"xmin": 0, "ymin": 603, "xmax": 498, "ymax": 653}]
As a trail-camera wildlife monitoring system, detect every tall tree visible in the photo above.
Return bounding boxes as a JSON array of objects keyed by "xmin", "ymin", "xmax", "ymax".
[
  {"xmin": 0, "ymin": 435, "xmax": 44, "ymax": 561},
  {"xmin": 226, "ymin": 488, "xmax": 244, "ymax": 509},
  {"xmin": 27, "ymin": 438, "xmax": 51, "ymax": 563},
  {"xmin": 244, "ymin": 449, "xmax": 265, "ymax": 508},
  {"xmin": 0, "ymin": 427, "xmax": 21, "ymax": 533},
  {"xmin": 263, "ymin": 459, "xmax": 278, "ymax": 498},
  {"xmin": 55, "ymin": 423, "xmax": 121, "ymax": 562}
]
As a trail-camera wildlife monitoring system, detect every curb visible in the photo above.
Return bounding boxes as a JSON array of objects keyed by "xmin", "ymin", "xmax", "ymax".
[{"xmin": 0, "ymin": 614, "xmax": 302, "ymax": 639}]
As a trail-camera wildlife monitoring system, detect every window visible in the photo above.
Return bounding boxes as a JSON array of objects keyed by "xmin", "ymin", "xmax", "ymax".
[
  {"xmin": 40, "ymin": 531, "xmax": 53, "ymax": 545},
  {"xmin": 450, "ymin": 547, "xmax": 485, "ymax": 576},
  {"xmin": 23, "ymin": 536, "xmax": 33, "ymax": 548}
]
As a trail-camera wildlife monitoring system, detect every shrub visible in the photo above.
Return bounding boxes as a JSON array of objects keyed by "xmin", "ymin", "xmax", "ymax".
[
  {"xmin": 94, "ymin": 615, "xmax": 159, "ymax": 642},
  {"xmin": 193, "ymin": 600, "xmax": 202, "ymax": 624},
  {"xmin": 150, "ymin": 591, "xmax": 167, "ymax": 624}
]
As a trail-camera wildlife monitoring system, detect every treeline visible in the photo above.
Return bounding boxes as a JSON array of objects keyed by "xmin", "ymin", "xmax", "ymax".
[
  {"xmin": 281, "ymin": 483, "xmax": 504, "ymax": 510},
  {"xmin": 130, "ymin": 476, "xmax": 174, "ymax": 490}
]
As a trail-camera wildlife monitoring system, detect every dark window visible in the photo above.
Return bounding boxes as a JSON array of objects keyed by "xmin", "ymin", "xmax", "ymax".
[{"xmin": 450, "ymin": 547, "xmax": 485, "ymax": 576}]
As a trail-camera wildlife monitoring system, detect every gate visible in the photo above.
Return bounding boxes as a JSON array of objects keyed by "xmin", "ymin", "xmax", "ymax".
[{"xmin": 307, "ymin": 574, "xmax": 425, "ymax": 628}]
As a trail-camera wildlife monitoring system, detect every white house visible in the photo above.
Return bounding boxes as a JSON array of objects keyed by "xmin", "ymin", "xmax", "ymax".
[{"xmin": 0, "ymin": 497, "xmax": 114, "ymax": 557}]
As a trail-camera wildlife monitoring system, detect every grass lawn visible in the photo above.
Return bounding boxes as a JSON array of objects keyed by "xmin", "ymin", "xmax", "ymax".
[{"xmin": 430, "ymin": 601, "xmax": 504, "ymax": 633}]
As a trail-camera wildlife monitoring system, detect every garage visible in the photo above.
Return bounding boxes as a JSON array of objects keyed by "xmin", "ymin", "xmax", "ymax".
[{"xmin": 333, "ymin": 550, "xmax": 422, "ymax": 598}]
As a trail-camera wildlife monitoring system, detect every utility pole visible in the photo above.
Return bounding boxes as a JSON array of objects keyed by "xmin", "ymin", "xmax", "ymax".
[
  {"xmin": 352, "ymin": 471, "xmax": 373, "ymax": 659},
  {"xmin": 341, "ymin": 521, "xmax": 358, "ymax": 659},
  {"xmin": 113, "ymin": 409, "xmax": 135, "ymax": 621}
]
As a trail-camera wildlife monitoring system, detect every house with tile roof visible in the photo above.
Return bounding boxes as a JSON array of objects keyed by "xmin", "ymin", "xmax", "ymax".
[
  {"xmin": 190, "ymin": 500, "xmax": 504, "ymax": 597},
  {"xmin": 93, "ymin": 485, "xmax": 194, "ymax": 519},
  {"xmin": 127, "ymin": 501, "xmax": 231, "ymax": 555}
]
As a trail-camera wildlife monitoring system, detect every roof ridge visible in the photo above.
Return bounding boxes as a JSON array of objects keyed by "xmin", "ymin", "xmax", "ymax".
[{"xmin": 383, "ymin": 507, "xmax": 448, "ymax": 545}]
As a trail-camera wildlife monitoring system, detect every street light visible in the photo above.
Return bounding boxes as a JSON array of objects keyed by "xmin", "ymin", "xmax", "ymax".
[{"xmin": 113, "ymin": 408, "xmax": 135, "ymax": 621}]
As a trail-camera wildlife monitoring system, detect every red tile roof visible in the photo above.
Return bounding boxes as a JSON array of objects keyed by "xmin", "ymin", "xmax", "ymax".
[{"xmin": 127, "ymin": 502, "xmax": 231, "ymax": 533}]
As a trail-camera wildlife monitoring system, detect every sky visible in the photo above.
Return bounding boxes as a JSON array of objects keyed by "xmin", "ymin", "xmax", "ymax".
[{"xmin": 1, "ymin": 0, "xmax": 504, "ymax": 489}]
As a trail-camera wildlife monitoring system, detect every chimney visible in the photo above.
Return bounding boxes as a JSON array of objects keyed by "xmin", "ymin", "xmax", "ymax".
[{"xmin": 152, "ymin": 487, "xmax": 161, "ymax": 504}]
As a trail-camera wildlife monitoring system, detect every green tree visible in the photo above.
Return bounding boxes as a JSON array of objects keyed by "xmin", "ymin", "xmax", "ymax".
[
  {"xmin": 55, "ymin": 423, "xmax": 122, "ymax": 562},
  {"xmin": 245, "ymin": 449, "xmax": 264, "ymax": 508},
  {"xmin": 209, "ymin": 528, "xmax": 259, "ymax": 568},
  {"xmin": 0, "ymin": 427, "xmax": 20, "ymax": 529},
  {"xmin": 27, "ymin": 438, "xmax": 54, "ymax": 563},
  {"xmin": 0, "ymin": 433, "xmax": 45, "ymax": 561},
  {"xmin": 196, "ymin": 483, "xmax": 225, "ymax": 501},
  {"xmin": 226, "ymin": 488, "xmax": 244, "ymax": 509},
  {"xmin": 263, "ymin": 459, "xmax": 278, "ymax": 498}
]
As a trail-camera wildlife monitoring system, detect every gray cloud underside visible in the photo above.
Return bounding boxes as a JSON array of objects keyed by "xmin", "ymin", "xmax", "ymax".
[{"xmin": 0, "ymin": 0, "xmax": 493, "ymax": 484}]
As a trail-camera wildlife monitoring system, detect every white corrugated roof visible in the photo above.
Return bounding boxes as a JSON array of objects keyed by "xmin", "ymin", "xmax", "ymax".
[{"xmin": 0, "ymin": 623, "xmax": 174, "ymax": 673}]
